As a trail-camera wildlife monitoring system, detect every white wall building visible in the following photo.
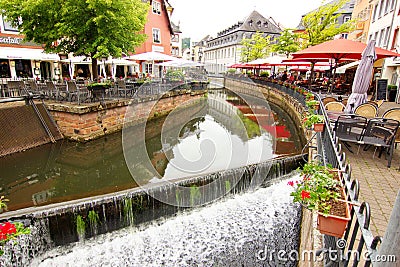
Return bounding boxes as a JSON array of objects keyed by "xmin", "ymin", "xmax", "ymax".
[{"xmin": 203, "ymin": 10, "xmax": 282, "ymax": 75}]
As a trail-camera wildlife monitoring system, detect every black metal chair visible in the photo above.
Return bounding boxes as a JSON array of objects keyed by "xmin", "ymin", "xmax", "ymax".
[
  {"xmin": 117, "ymin": 80, "xmax": 135, "ymax": 98},
  {"xmin": 66, "ymin": 81, "xmax": 89, "ymax": 104},
  {"xmin": 6, "ymin": 81, "xmax": 25, "ymax": 97},
  {"xmin": 360, "ymin": 118, "xmax": 399, "ymax": 167},
  {"xmin": 334, "ymin": 114, "xmax": 368, "ymax": 154}
]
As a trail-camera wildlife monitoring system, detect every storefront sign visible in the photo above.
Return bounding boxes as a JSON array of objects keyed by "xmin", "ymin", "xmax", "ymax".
[{"xmin": 0, "ymin": 36, "xmax": 24, "ymax": 45}]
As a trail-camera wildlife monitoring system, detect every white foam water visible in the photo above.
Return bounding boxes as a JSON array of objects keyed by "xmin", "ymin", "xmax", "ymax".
[{"xmin": 32, "ymin": 177, "xmax": 300, "ymax": 267}]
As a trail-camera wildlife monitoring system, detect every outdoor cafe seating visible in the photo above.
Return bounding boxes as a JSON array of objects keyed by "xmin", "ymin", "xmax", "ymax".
[{"xmin": 333, "ymin": 114, "xmax": 399, "ymax": 167}]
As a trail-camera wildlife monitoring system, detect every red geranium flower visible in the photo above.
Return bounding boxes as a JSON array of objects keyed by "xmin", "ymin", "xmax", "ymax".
[
  {"xmin": 287, "ymin": 181, "xmax": 294, "ymax": 187},
  {"xmin": 301, "ymin": 190, "xmax": 311, "ymax": 200}
]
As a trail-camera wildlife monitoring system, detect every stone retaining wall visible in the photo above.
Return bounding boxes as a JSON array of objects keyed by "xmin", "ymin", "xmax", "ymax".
[{"xmin": 46, "ymin": 90, "xmax": 206, "ymax": 142}]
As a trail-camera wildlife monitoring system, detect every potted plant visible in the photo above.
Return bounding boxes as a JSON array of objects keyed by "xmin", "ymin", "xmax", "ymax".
[
  {"xmin": 0, "ymin": 196, "xmax": 31, "ymax": 256},
  {"xmin": 289, "ymin": 162, "xmax": 351, "ymax": 237},
  {"xmin": 306, "ymin": 99, "xmax": 320, "ymax": 111},
  {"xmin": 305, "ymin": 92, "xmax": 315, "ymax": 101},
  {"xmin": 302, "ymin": 113, "xmax": 325, "ymax": 132}
]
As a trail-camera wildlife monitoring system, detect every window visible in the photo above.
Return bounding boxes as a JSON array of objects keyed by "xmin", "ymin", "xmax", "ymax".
[
  {"xmin": 391, "ymin": 0, "xmax": 396, "ymax": 10},
  {"xmin": 378, "ymin": 29, "xmax": 385, "ymax": 47},
  {"xmin": 145, "ymin": 63, "xmax": 152, "ymax": 74},
  {"xmin": 2, "ymin": 16, "xmax": 19, "ymax": 32},
  {"xmin": 341, "ymin": 33, "xmax": 348, "ymax": 39},
  {"xmin": 152, "ymin": 1, "xmax": 161, "ymax": 14},
  {"xmin": 384, "ymin": 0, "xmax": 390, "ymax": 14},
  {"xmin": 384, "ymin": 26, "xmax": 391, "ymax": 48},
  {"xmin": 152, "ymin": 28, "xmax": 161, "ymax": 43},
  {"xmin": 379, "ymin": 0, "xmax": 384, "ymax": 17},
  {"xmin": 0, "ymin": 60, "xmax": 11, "ymax": 78},
  {"xmin": 343, "ymin": 16, "xmax": 351, "ymax": 23},
  {"xmin": 171, "ymin": 34, "xmax": 179, "ymax": 42},
  {"xmin": 391, "ymin": 28, "xmax": 399, "ymax": 50},
  {"xmin": 14, "ymin": 59, "xmax": 32, "ymax": 78},
  {"xmin": 372, "ymin": 4, "xmax": 378, "ymax": 21}
]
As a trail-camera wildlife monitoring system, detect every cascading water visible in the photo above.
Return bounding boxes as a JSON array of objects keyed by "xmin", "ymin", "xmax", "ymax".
[{"xmin": 31, "ymin": 177, "xmax": 301, "ymax": 267}]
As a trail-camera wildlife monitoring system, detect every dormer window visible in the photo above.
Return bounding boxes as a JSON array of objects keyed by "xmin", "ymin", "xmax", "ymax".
[
  {"xmin": 264, "ymin": 22, "xmax": 268, "ymax": 27},
  {"xmin": 257, "ymin": 21, "xmax": 261, "ymax": 27},
  {"xmin": 152, "ymin": 1, "xmax": 161, "ymax": 15},
  {"xmin": 248, "ymin": 20, "xmax": 253, "ymax": 27}
]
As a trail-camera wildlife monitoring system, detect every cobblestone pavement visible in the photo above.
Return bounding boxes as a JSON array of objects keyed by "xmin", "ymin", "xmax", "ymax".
[{"xmin": 342, "ymin": 102, "xmax": 400, "ymax": 238}]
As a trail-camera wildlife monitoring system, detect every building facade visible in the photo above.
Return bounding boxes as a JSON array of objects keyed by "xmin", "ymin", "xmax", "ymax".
[
  {"xmin": 348, "ymin": 0, "xmax": 374, "ymax": 43},
  {"xmin": 203, "ymin": 10, "xmax": 282, "ymax": 74},
  {"xmin": 0, "ymin": 16, "xmax": 60, "ymax": 81},
  {"xmin": 368, "ymin": 0, "xmax": 400, "ymax": 89}
]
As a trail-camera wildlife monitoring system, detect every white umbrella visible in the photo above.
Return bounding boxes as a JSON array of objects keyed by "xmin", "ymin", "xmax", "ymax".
[
  {"xmin": 105, "ymin": 58, "xmax": 139, "ymax": 79},
  {"xmin": 157, "ymin": 58, "xmax": 203, "ymax": 67},
  {"xmin": 344, "ymin": 40, "xmax": 377, "ymax": 113},
  {"xmin": 128, "ymin": 51, "xmax": 176, "ymax": 61},
  {"xmin": 105, "ymin": 58, "xmax": 139, "ymax": 66}
]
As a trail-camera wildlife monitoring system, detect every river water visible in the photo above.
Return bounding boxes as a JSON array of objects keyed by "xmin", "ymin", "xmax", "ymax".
[{"xmin": 32, "ymin": 177, "xmax": 301, "ymax": 267}]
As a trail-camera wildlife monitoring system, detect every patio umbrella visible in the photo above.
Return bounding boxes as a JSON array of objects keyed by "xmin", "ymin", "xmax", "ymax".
[
  {"xmin": 344, "ymin": 40, "xmax": 377, "ymax": 113},
  {"xmin": 129, "ymin": 51, "xmax": 175, "ymax": 76},
  {"xmin": 128, "ymin": 51, "xmax": 176, "ymax": 61},
  {"xmin": 292, "ymin": 39, "xmax": 400, "ymax": 91}
]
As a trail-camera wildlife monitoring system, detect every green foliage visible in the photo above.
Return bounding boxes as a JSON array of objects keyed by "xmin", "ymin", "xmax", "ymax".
[
  {"xmin": 0, "ymin": 196, "xmax": 9, "ymax": 212},
  {"xmin": 175, "ymin": 189, "xmax": 181, "ymax": 207},
  {"xmin": 259, "ymin": 71, "xmax": 269, "ymax": 77},
  {"xmin": 0, "ymin": 0, "xmax": 148, "ymax": 79},
  {"xmin": 271, "ymin": 29, "xmax": 300, "ymax": 57},
  {"xmin": 76, "ymin": 215, "xmax": 86, "ymax": 240},
  {"xmin": 306, "ymin": 100, "xmax": 319, "ymax": 111},
  {"xmin": 0, "ymin": 222, "xmax": 31, "ymax": 256},
  {"xmin": 227, "ymin": 68, "xmax": 236, "ymax": 74},
  {"xmin": 237, "ymin": 111, "xmax": 261, "ymax": 138},
  {"xmin": 302, "ymin": 113, "xmax": 324, "ymax": 129},
  {"xmin": 240, "ymin": 32, "xmax": 271, "ymax": 62},
  {"xmin": 123, "ymin": 198, "xmax": 134, "ymax": 225},
  {"xmin": 87, "ymin": 82, "xmax": 112, "ymax": 88},
  {"xmin": 300, "ymin": 0, "xmax": 356, "ymax": 47},
  {"xmin": 388, "ymin": 85, "xmax": 398, "ymax": 90},
  {"xmin": 290, "ymin": 162, "xmax": 341, "ymax": 215},
  {"xmin": 225, "ymin": 181, "xmax": 231, "ymax": 193},
  {"xmin": 165, "ymin": 69, "xmax": 185, "ymax": 81},
  {"xmin": 190, "ymin": 186, "xmax": 201, "ymax": 206}
]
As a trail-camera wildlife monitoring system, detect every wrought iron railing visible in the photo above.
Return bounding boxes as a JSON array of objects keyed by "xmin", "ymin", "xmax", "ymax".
[{"xmin": 226, "ymin": 75, "xmax": 382, "ymax": 267}]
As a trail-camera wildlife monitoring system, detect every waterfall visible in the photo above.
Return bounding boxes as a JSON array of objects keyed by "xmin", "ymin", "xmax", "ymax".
[{"xmin": 32, "ymin": 177, "xmax": 301, "ymax": 267}]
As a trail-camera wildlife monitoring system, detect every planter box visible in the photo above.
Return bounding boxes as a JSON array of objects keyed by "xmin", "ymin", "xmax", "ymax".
[
  {"xmin": 317, "ymin": 200, "xmax": 351, "ymax": 237},
  {"xmin": 313, "ymin": 123, "xmax": 324, "ymax": 132},
  {"xmin": 317, "ymin": 188, "xmax": 351, "ymax": 237}
]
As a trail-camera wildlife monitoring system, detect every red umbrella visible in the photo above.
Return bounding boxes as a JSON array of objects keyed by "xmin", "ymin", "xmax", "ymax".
[
  {"xmin": 292, "ymin": 39, "xmax": 400, "ymax": 92},
  {"xmin": 292, "ymin": 39, "xmax": 400, "ymax": 61}
]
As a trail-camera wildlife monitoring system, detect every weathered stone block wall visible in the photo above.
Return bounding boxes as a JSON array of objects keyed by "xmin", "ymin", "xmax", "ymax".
[{"xmin": 47, "ymin": 90, "xmax": 205, "ymax": 142}]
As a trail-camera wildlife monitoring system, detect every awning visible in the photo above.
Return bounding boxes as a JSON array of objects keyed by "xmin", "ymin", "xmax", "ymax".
[
  {"xmin": 0, "ymin": 47, "xmax": 60, "ymax": 61},
  {"xmin": 336, "ymin": 61, "xmax": 360, "ymax": 74}
]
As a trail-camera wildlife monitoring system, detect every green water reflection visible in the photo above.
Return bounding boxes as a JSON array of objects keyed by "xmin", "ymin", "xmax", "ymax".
[{"xmin": 0, "ymin": 90, "xmax": 303, "ymax": 211}]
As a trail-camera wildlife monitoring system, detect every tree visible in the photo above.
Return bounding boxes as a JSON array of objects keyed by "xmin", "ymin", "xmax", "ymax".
[
  {"xmin": 0, "ymin": 0, "xmax": 149, "ymax": 79},
  {"xmin": 271, "ymin": 29, "xmax": 300, "ymax": 58},
  {"xmin": 300, "ymin": 0, "xmax": 355, "ymax": 48},
  {"xmin": 240, "ymin": 32, "xmax": 271, "ymax": 62}
]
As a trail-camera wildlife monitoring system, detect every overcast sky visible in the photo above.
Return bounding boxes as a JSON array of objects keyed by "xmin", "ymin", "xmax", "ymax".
[{"xmin": 168, "ymin": 0, "xmax": 324, "ymax": 41}]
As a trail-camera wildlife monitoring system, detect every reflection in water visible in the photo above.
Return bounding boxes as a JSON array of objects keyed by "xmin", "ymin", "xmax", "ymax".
[{"xmin": 0, "ymin": 90, "xmax": 303, "ymax": 212}]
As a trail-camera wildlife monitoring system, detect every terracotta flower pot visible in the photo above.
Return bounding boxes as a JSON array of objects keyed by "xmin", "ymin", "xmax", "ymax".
[
  {"xmin": 317, "ymin": 196, "xmax": 351, "ymax": 237},
  {"xmin": 313, "ymin": 123, "xmax": 324, "ymax": 132}
]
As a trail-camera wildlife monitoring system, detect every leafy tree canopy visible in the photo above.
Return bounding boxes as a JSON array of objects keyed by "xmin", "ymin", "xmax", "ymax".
[
  {"xmin": 0, "ymin": 0, "xmax": 149, "ymax": 78},
  {"xmin": 271, "ymin": 29, "xmax": 300, "ymax": 58},
  {"xmin": 300, "ymin": 0, "xmax": 355, "ymax": 48},
  {"xmin": 240, "ymin": 32, "xmax": 271, "ymax": 63}
]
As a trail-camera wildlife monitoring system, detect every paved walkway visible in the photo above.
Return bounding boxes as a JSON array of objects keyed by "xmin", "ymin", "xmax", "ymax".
[{"xmin": 341, "ymin": 102, "xmax": 400, "ymax": 238}]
